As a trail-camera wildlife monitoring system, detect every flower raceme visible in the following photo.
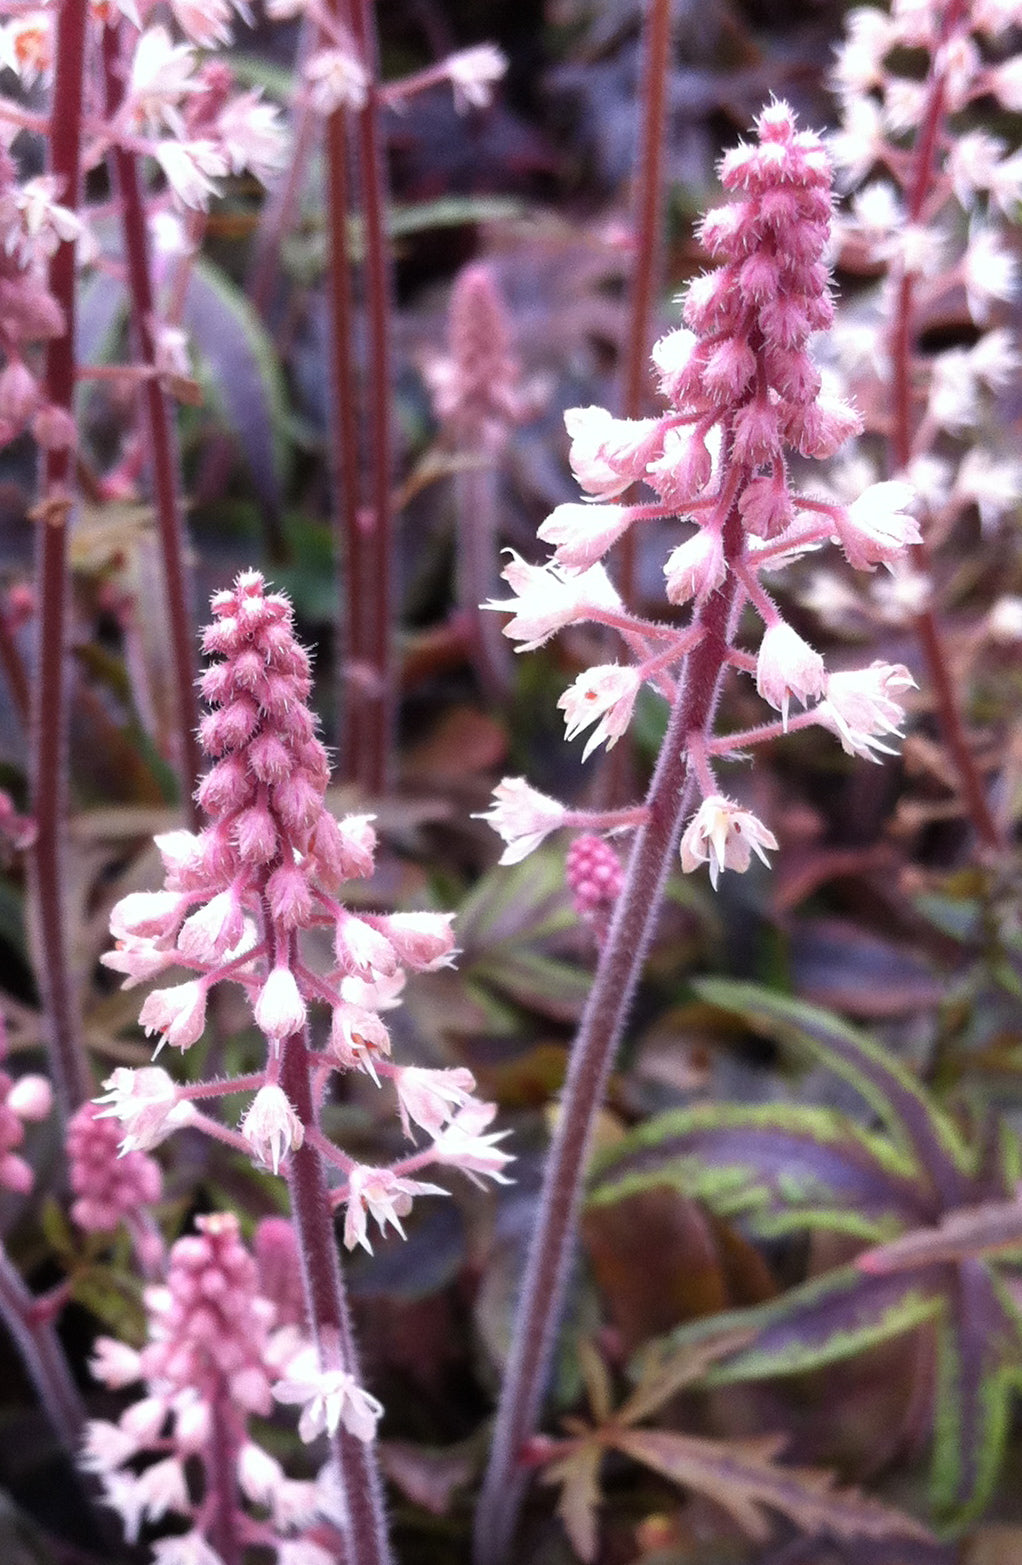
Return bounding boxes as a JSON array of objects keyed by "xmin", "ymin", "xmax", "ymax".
[
  {"xmin": 482, "ymin": 103, "xmax": 919, "ymax": 887},
  {"xmin": 99, "ymin": 576, "xmax": 510, "ymax": 1391}
]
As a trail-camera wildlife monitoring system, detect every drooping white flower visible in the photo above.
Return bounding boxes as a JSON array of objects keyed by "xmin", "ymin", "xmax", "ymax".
[
  {"xmin": 445, "ymin": 43, "xmax": 507, "ymax": 111},
  {"xmin": 477, "ymin": 777, "xmax": 567, "ymax": 864},
  {"xmin": 138, "ymin": 980, "xmax": 208, "ymax": 1053},
  {"xmin": 483, "ymin": 553, "xmax": 622, "ymax": 652},
  {"xmin": 126, "ymin": 27, "xmax": 198, "ymax": 134},
  {"xmin": 815, "ymin": 662, "xmax": 915, "ymax": 760},
  {"xmin": 962, "ymin": 225, "xmax": 1019, "ymax": 323},
  {"xmin": 240, "ymin": 1085, "xmax": 304, "ymax": 1174},
  {"xmin": 563, "ymin": 405, "xmax": 661, "ymax": 498},
  {"xmin": 679, "ymin": 796, "xmax": 778, "ymax": 888},
  {"xmin": 342, "ymin": 1164, "xmax": 446, "ymax": 1253},
  {"xmin": 537, "ymin": 502, "xmax": 633, "ymax": 572},
  {"xmin": 94, "ymin": 1066, "xmax": 196, "ymax": 1152},
  {"xmin": 832, "ymin": 480, "xmax": 920, "ymax": 570},
  {"xmin": 430, "ymin": 1100, "xmax": 513, "ymax": 1185},
  {"xmin": 755, "ymin": 622, "xmax": 827, "ymax": 727},
  {"xmin": 393, "ymin": 1065, "xmax": 477, "ymax": 1139},
  {"xmin": 663, "ymin": 527, "xmax": 726, "ymax": 606},
  {"xmin": 154, "ymin": 141, "xmax": 228, "ymax": 211},
  {"xmin": 273, "ymin": 1350, "xmax": 384, "ymax": 1444},
  {"xmin": 304, "ymin": 46, "xmax": 370, "ymax": 115},
  {"xmin": 253, "ymin": 968, "xmax": 306, "ymax": 1044},
  {"xmin": 557, "ymin": 664, "xmax": 642, "ymax": 760}
]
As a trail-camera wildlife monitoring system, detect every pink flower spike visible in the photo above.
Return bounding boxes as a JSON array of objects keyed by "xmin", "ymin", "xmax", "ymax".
[
  {"xmin": 557, "ymin": 664, "xmax": 642, "ymax": 760},
  {"xmin": 477, "ymin": 778, "xmax": 567, "ymax": 864},
  {"xmin": 240, "ymin": 1084, "xmax": 304, "ymax": 1174},
  {"xmin": 393, "ymin": 1065, "xmax": 478, "ymax": 1139},
  {"xmin": 537, "ymin": 502, "xmax": 633, "ymax": 572},
  {"xmin": 342, "ymin": 1164, "xmax": 447, "ymax": 1252},
  {"xmin": 254, "ymin": 968, "xmax": 307, "ymax": 1044},
  {"xmin": 679, "ymin": 796, "xmax": 778, "ymax": 888},
  {"xmin": 272, "ymin": 1349, "xmax": 384, "ymax": 1443},
  {"xmin": 138, "ymin": 980, "xmax": 208, "ymax": 1053},
  {"xmin": 755, "ymin": 621, "xmax": 827, "ymax": 728}
]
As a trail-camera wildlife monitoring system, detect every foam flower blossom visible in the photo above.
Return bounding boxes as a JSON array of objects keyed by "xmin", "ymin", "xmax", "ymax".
[
  {"xmin": 679, "ymin": 796, "xmax": 779, "ymax": 888},
  {"xmin": 558, "ymin": 664, "xmax": 642, "ymax": 759}
]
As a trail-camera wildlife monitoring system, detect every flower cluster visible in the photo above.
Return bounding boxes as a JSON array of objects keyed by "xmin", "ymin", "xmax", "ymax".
[
  {"xmin": 100, "ymin": 573, "xmax": 508, "ymax": 1263},
  {"xmin": 84, "ymin": 1212, "xmax": 343, "ymax": 1563},
  {"xmin": 0, "ymin": 1055, "xmax": 51, "ymax": 1195},
  {"xmin": 482, "ymin": 103, "xmax": 918, "ymax": 889}
]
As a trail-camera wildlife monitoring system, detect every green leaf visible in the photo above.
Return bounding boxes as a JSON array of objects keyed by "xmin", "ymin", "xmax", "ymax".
[
  {"xmin": 70, "ymin": 1263, "xmax": 147, "ymax": 1346},
  {"xmin": 185, "ymin": 259, "xmax": 290, "ymax": 515},
  {"xmin": 692, "ymin": 980, "xmax": 970, "ymax": 1189},
  {"xmin": 588, "ymin": 1102, "xmax": 926, "ymax": 1242}
]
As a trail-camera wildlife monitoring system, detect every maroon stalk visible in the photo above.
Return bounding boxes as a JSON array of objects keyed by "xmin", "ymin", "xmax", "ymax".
[
  {"xmin": 0, "ymin": 1242, "xmax": 85, "ymax": 1452},
  {"xmin": 616, "ymin": 0, "xmax": 675, "ymax": 611},
  {"xmin": 889, "ymin": 0, "xmax": 1001, "ymax": 851},
  {"xmin": 340, "ymin": 0, "xmax": 395, "ymax": 794},
  {"xmin": 101, "ymin": 22, "xmax": 201, "ymax": 821},
  {"xmin": 28, "ymin": 0, "xmax": 92, "ymax": 1116},
  {"xmin": 473, "ymin": 490, "xmax": 747, "ymax": 1564},
  {"xmin": 280, "ymin": 1019, "xmax": 393, "ymax": 1565}
]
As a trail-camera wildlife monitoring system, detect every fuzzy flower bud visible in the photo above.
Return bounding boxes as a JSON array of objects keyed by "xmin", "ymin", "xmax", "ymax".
[{"xmin": 240, "ymin": 1084, "xmax": 304, "ymax": 1174}]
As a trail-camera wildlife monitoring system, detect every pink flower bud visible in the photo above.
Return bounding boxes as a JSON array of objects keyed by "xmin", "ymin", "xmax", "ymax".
[
  {"xmin": 240, "ymin": 1084, "xmax": 304, "ymax": 1174},
  {"xmin": 756, "ymin": 621, "xmax": 827, "ymax": 726},
  {"xmin": 254, "ymin": 969, "xmax": 306, "ymax": 1043}
]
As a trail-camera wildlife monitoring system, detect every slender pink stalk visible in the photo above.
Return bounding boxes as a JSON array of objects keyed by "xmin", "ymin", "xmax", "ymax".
[
  {"xmin": 339, "ymin": 0, "xmax": 394, "ymax": 793},
  {"xmin": 0, "ymin": 1242, "xmax": 85, "ymax": 1451},
  {"xmin": 616, "ymin": 0, "xmax": 675, "ymax": 612},
  {"xmin": 28, "ymin": 0, "xmax": 92, "ymax": 1116},
  {"xmin": 887, "ymin": 0, "xmax": 1000, "ymax": 851},
  {"xmin": 101, "ymin": 22, "xmax": 201, "ymax": 821}
]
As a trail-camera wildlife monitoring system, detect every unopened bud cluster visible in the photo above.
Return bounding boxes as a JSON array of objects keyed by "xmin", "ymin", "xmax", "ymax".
[{"xmin": 482, "ymin": 103, "xmax": 919, "ymax": 891}]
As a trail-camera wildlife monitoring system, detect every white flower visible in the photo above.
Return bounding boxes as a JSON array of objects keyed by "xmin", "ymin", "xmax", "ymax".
[
  {"xmin": 393, "ymin": 1066, "xmax": 477, "ymax": 1139},
  {"xmin": 109, "ymin": 888, "xmax": 183, "ymax": 941},
  {"xmin": 155, "ymin": 141, "xmax": 228, "ymax": 211},
  {"xmin": 484, "ymin": 553, "xmax": 622, "ymax": 652},
  {"xmin": 254, "ymin": 969, "xmax": 307, "ymax": 1043},
  {"xmin": 240, "ymin": 1085, "xmax": 304, "ymax": 1174},
  {"xmin": 663, "ymin": 527, "xmax": 726, "ymax": 606},
  {"xmin": 151, "ymin": 1533, "xmax": 225, "ymax": 1565},
  {"xmin": 815, "ymin": 662, "xmax": 915, "ymax": 760},
  {"xmin": 962, "ymin": 226, "xmax": 1019, "ymax": 323},
  {"xmin": 217, "ymin": 91, "xmax": 289, "ymax": 182},
  {"xmin": 237, "ymin": 1441, "xmax": 284, "ymax": 1506},
  {"xmin": 329, "ymin": 1004, "xmax": 392, "ymax": 1079},
  {"xmin": 988, "ymin": 596, "xmax": 1022, "ymax": 641},
  {"xmin": 134, "ymin": 1457, "xmax": 189, "ymax": 1525},
  {"xmin": 80, "ymin": 1419, "xmax": 140, "ymax": 1474},
  {"xmin": 89, "ymin": 1337, "xmax": 143, "ymax": 1389},
  {"xmin": 948, "ymin": 130, "xmax": 1006, "ymax": 207},
  {"xmin": 446, "ymin": 43, "xmax": 507, "ymax": 111},
  {"xmin": 304, "ymin": 47, "xmax": 370, "ymax": 115},
  {"xmin": 0, "ymin": 13, "xmax": 52, "ymax": 87},
  {"xmin": 537, "ymin": 502, "xmax": 633, "ymax": 572},
  {"xmin": 563, "ymin": 405, "xmax": 660, "ymax": 498},
  {"xmin": 430, "ymin": 1100, "xmax": 513, "ymax": 1185},
  {"xmin": 273, "ymin": 1351, "xmax": 384, "ymax": 1444},
  {"xmin": 477, "ymin": 777, "xmax": 566, "ymax": 864},
  {"xmin": 278, "ymin": 1542, "xmax": 336, "ymax": 1565},
  {"xmin": 138, "ymin": 980, "xmax": 208, "ymax": 1053},
  {"xmin": 127, "ymin": 27, "xmax": 197, "ymax": 134},
  {"xmin": 755, "ymin": 622, "xmax": 827, "ymax": 727},
  {"xmin": 375, "ymin": 911, "xmax": 457, "ymax": 970},
  {"xmin": 954, "ymin": 448, "xmax": 1022, "ymax": 529},
  {"xmin": 342, "ymin": 1165, "xmax": 446, "ymax": 1252},
  {"xmin": 833, "ymin": 480, "xmax": 920, "ymax": 570},
  {"xmin": 177, "ymin": 890, "xmax": 243, "ymax": 962},
  {"xmin": 335, "ymin": 914, "xmax": 397, "ymax": 978},
  {"xmin": 679, "ymin": 796, "xmax": 778, "ymax": 888},
  {"xmin": 558, "ymin": 664, "xmax": 641, "ymax": 760},
  {"xmin": 94, "ymin": 1066, "xmax": 196, "ymax": 1152}
]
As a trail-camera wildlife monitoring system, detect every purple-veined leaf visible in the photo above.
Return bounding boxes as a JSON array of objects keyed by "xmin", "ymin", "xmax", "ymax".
[
  {"xmin": 857, "ymin": 1201, "xmax": 1022, "ymax": 1274},
  {"xmin": 692, "ymin": 981, "xmax": 972, "ymax": 1209},
  {"xmin": 607, "ymin": 1426, "xmax": 934, "ymax": 1547},
  {"xmin": 588, "ymin": 1102, "xmax": 933, "ymax": 1241}
]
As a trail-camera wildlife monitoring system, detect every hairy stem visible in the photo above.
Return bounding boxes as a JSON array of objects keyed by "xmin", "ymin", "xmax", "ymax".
[
  {"xmin": 28, "ymin": 0, "xmax": 92, "ymax": 1117},
  {"xmin": 0, "ymin": 1242, "xmax": 85, "ymax": 1450},
  {"xmin": 889, "ymin": 0, "xmax": 1001, "ymax": 850},
  {"xmin": 102, "ymin": 23, "xmax": 200, "ymax": 821},
  {"xmin": 473, "ymin": 495, "xmax": 746, "ymax": 1564},
  {"xmin": 280, "ymin": 1027, "xmax": 393, "ymax": 1565},
  {"xmin": 204, "ymin": 1393, "xmax": 244, "ymax": 1565}
]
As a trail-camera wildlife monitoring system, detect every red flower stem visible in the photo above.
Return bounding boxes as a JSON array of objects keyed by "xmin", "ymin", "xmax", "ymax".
[
  {"xmin": 889, "ymin": 0, "xmax": 1001, "ymax": 851},
  {"xmin": 274, "ymin": 926, "xmax": 391, "ymax": 1565},
  {"xmin": 616, "ymin": 0, "xmax": 674, "ymax": 613},
  {"xmin": 248, "ymin": 18, "xmax": 317, "ymax": 318},
  {"xmin": 0, "ymin": 609, "xmax": 29, "ymax": 723},
  {"xmin": 320, "ymin": 22, "xmax": 371, "ymax": 786},
  {"xmin": 342, "ymin": 0, "xmax": 394, "ymax": 794},
  {"xmin": 101, "ymin": 23, "xmax": 201, "ymax": 821},
  {"xmin": 28, "ymin": 0, "xmax": 92, "ymax": 1117},
  {"xmin": 205, "ymin": 1392, "xmax": 244, "ymax": 1565},
  {"xmin": 473, "ymin": 484, "xmax": 746, "ymax": 1565},
  {"xmin": 0, "ymin": 1241, "xmax": 85, "ymax": 1450}
]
